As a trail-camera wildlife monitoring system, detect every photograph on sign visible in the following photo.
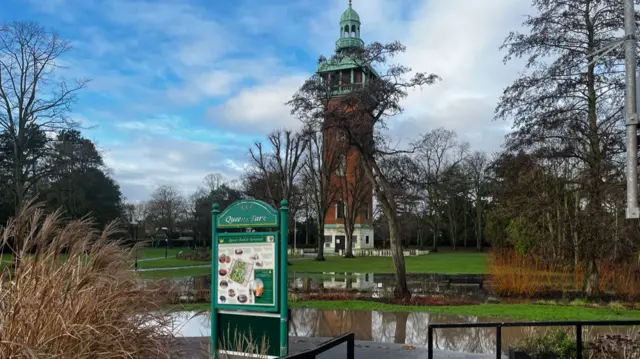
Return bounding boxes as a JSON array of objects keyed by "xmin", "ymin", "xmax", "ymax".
[{"xmin": 216, "ymin": 234, "xmax": 276, "ymax": 306}]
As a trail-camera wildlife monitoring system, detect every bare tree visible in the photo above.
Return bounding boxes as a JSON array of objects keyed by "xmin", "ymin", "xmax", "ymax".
[
  {"xmin": 288, "ymin": 41, "xmax": 440, "ymax": 298},
  {"xmin": 203, "ymin": 173, "xmax": 226, "ymax": 193},
  {"xmin": 148, "ymin": 184, "xmax": 184, "ymax": 233},
  {"xmin": 495, "ymin": 0, "xmax": 631, "ymax": 294},
  {"xmin": 413, "ymin": 128, "xmax": 466, "ymax": 252},
  {"xmin": 0, "ymin": 21, "xmax": 88, "ymax": 212},
  {"xmin": 248, "ymin": 129, "xmax": 308, "ymax": 210},
  {"xmin": 466, "ymin": 151, "xmax": 489, "ymax": 251},
  {"xmin": 301, "ymin": 127, "xmax": 342, "ymax": 261}
]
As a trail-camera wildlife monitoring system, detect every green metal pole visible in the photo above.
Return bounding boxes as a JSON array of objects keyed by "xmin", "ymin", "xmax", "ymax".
[
  {"xmin": 279, "ymin": 200, "xmax": 289, "ymax": 357},
  {"xmin": 211, "ymin": 203, "xmax": 220, "ymax": 359}
]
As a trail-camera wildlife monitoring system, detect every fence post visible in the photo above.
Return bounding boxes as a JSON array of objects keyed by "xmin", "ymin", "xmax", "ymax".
[
  {"xmin": 576, "ymin": 324, "xmax": 583, "ymax": 359},
  {"xmin": 428, "ymin": 326, "xmax": 433, "ymax": 359},
  {"xmin": 347, "ymin": 333, "xmax": 355, "ymax": 359},
  {"xmin": 496, "ymin": 326, "xmax": 502, "ymax": 359}
]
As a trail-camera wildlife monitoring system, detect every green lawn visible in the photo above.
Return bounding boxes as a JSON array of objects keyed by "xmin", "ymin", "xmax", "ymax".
[
  {"xmin": 138, "ymin": 266, "xmax": 211, "ymax": 279},
  {"xmin": 137, "ymin": 247, "xmax": 184, "ymax": 259},
  {"xmin": 289, "ymin": 252, "xmax": 488, "ymax": 274},
  {"xmin": 176, "ymin": 301, "xmax": 640, "ymax": 321},
  {"xmin": 136, "ymin": 257, "xmax": 209, "ymax": 269}
]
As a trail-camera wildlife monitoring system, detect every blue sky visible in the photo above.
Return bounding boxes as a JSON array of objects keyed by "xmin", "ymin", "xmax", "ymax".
[{"xmin": 1, "ymin": 0, "xmax": 528, "ymax": 201}]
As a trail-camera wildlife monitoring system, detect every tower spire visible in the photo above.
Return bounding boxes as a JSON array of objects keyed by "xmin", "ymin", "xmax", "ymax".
[{"xmin": 336, "ymin": 0, "xmax": 362, "ymax": 51}]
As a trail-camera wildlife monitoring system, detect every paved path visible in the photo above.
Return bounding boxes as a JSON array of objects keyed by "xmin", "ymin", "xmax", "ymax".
[
  {"xmin": 173, "ymin": 337, "xmax": 501, "ymax": 359},
  {"xmin": 134, "ymin": 264, "xmax": 211, "ymax": 272},
  {"xmin": 137, "ymin": 257, "xmax": 167, "ymax": 262}
]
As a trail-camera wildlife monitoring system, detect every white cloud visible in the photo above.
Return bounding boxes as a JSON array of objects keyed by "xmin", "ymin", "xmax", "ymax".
[{"xmin": 210, "ymin": 75, "xmax": 309, "ymax": 133}]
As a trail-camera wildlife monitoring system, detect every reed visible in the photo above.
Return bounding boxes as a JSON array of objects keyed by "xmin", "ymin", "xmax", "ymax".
[
  {"xmin": 489, "ymin": 249, "xmax": 640, "ymax": 300},
  {"xmin": 0, "ymin": 200, "xmax": 177, "ymax": 358}
]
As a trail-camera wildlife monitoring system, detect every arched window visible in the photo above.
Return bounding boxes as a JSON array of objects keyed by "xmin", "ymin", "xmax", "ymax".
[
  {"xmin": 351, "ymin": 24, "xmax": 357, "ymax": 38},
  {"xmin": 344, "ymin": 25, "xmax": 350, "ymax": 38}
]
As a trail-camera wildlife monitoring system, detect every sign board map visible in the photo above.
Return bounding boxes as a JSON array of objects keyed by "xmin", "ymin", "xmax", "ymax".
[
  {"xmin": 216, "ymin": 233, "xmax": 277, "ymax": 309},
  {"xmin": 211, "ymin": 199, "xmax": 288, "ymax": 358}
]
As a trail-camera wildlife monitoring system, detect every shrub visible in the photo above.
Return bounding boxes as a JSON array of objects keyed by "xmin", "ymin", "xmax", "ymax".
[
  {"xmin": 0, "ymin": 201, "xmax": 177, "ymax": 358},
  {"xmin": 512, "ymin": 328, "xmax": 579, "ymax": 359}
]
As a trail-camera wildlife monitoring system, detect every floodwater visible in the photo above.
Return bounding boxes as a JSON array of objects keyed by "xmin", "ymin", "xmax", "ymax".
[
  {"xmin": 167, "ymin": 309, "xmax": 639, "ymax": 356},
  {"xmin": 156, "ymin": 272, "xmax": 490, "ymax": 299}
]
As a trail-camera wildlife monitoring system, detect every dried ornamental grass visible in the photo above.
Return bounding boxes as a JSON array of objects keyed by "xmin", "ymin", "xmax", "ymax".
[{"xmin": 0, "ymin": 200, "xmax": 177, "ymax": 359}]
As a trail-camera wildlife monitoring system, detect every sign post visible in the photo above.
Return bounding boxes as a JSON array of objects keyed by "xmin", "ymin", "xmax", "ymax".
[{"xmin": 211, "ymin": 199, "xmax": 289, "ymax": 358}]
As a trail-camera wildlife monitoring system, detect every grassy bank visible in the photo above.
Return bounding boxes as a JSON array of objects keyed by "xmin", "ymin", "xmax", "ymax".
[
  {"xmin": 175, "ymin": 301, "xmax": 640, "ymax": 321},
  {"xmin": 138, "ymin": 267, "xmax": 211, "ymax": 279},
  {"xmin": 136, "ymin": 258, "xmax": 209, "ymax": 269},
  {"xmin": 289, "ymin": 252, "xmax": 488, "ymax": 274}
]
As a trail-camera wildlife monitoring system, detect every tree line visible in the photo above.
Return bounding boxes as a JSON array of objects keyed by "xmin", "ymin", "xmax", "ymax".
[{"xmin": 0, "ymin": 21, "xmax": 123, "ymax": 236}]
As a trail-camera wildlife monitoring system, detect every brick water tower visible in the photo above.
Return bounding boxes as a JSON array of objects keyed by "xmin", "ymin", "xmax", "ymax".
[{"xmin": 318, "ymin": 0, "xmax": 376, "ymax": 253}]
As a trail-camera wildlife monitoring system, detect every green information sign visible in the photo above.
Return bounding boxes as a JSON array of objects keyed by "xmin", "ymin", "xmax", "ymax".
[
  {"xmin": 217, "ymin": 200, "xmax": 278, "ymax": 228},
  {"xmin": 211, "ymin": 200, "xmax": 289, "ymax": 358}
]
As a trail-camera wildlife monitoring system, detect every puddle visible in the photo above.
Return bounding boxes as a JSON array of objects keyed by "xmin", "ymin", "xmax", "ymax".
[{"xmin": 167, "ymin": 309, "xmax": 639, "ymax": 355}]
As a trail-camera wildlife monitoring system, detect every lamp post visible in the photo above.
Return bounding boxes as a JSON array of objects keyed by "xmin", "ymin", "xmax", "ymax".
[
  {"xmin": 294, "ymin": 222, "xmax": 297, "ymax": 254},
  {"xmin": 132, "ymin": 220, "xmax": 139, "ymax": 271},
  {"xmin": 161, "ymin": 227, "xmax": 169, "ymax": 258}
]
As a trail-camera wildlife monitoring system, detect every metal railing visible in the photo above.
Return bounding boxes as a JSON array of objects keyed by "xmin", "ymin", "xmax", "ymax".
[
  {"xmin": 283, "ymin": 333, "xmax": 355, "ymax": 359},
  {"xmin": 428, "ymin": 320, "xmax": 640, "ymax": 359}
]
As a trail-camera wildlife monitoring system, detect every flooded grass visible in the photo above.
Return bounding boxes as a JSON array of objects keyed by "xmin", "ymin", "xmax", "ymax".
[
  {"xmin": 289, "ymin": 253, "xmax": 488, "ymax": 274},
  {"xmin": 172, "ymin": 301, "xmax": 640, "ymax": 321},
  {"xmin": 291, "ymin": 301, "xmax": 640, "ymax": 321}
]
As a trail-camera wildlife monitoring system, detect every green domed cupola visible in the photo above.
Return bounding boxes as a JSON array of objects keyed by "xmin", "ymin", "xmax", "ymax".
[
  {"xmin": 318, "ymin": 0, "xmax": 379, "ymax": 96},
  {"xmin": 336, "ymin": 0, "xmax": 364, "ymax": 51}
]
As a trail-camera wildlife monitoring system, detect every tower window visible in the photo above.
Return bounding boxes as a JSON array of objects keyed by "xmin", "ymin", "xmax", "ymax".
[
  {"xmin": 344, "ymin": 25, "xmax": 349, "ymax": 37},
  {"xmin": 336, "ymin": 154, "xmax": 346, "ymax": 176},
  {"xmin": 351, "ymin": 24, "xmax": 357, "ymax": 37},
  {"xmin": 336, "ymin": 201, "xmax": 345, "ymax": 219}
]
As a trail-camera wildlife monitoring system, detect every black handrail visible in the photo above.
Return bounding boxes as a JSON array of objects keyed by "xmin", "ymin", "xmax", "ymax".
[
  {"xmin": 427, "ymin": 320, "xmax": 640, "ymax": 359},
  {"xmin": 283, "ymin": 333, "xmax": 355, "ymax": 359}
]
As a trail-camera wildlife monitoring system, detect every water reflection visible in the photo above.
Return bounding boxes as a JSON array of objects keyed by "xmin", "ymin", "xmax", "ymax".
[
  {"xmin": 170, "ymin": 309, "xmax": 640, "ymax": 355},
  {"xmin": 155, "ymin": 272, "xmax": 489, "ymax": 298}
]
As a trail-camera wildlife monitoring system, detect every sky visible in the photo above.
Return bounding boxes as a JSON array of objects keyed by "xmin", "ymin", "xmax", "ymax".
[{"xmin": 1, "ymin": 0, "xmax": 531, "ymax": 202}]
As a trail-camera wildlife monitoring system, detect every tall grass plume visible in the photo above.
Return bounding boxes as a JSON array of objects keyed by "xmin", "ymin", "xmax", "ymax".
[{"xmin": 0, "ymin": 200, "xmax": 177, "ymax": 358}]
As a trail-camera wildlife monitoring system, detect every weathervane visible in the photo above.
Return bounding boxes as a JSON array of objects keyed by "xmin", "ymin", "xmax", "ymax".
[{"xmin": 349, "ymin": 0, "xmax": 352, "ymax": 5}]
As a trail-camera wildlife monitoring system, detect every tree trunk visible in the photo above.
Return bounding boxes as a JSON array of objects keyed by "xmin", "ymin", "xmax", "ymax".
[
  {"xmin": 344, "ymin": 229, "xmax": 355, "ymax": 258},
  {"xmin": 475, "ymin": 196, "xmax": 482, "ymax": 251},
  {"xmin": 583, "ymin": 258, "xmax": 599, "ymax": 296},
  {"xmin": 360, "ymin": 154, "xmax": 410, "ymax": 298},
  {"xmin": 316, "ymin": 219, "xmax": 325, "ymax": 261},
  {"xmin": 463, "ymin": 198, "xmax": 468, "ymax": 248},
  {"xmin": 447, "ymin": 203, "xmax": 456, "ymax": 250},
  {"xmin": 387, "ymin": 212, "xmax": 410, "ymax": 298}
]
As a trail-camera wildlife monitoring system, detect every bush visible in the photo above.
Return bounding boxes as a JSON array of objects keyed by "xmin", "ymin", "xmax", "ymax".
[
  {"xmin": 0, "ymin": 201, "xmax": 177, "ymax": 358},
  {"xmin": 176, "ymin": 248, "xmax": 211, "ymax": 261},
  {"xmin": 512, "ymin": 329, "xmax": 579, "ymax": 359}
]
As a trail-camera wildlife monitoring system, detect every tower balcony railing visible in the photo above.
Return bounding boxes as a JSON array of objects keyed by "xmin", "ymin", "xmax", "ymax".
[
  {"xmin": 336, "ymin": 37, "xmax": 365, "ymax": 49},
  {"xmin": 330, "ymin": 83, "xmax": 364, "ymax": 95}
]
